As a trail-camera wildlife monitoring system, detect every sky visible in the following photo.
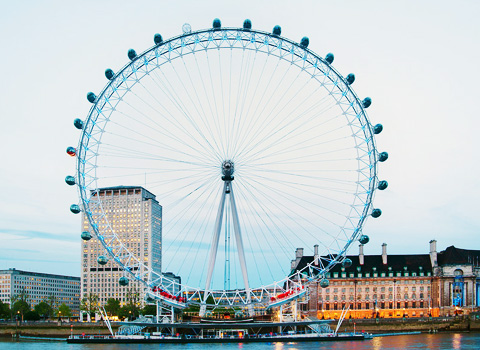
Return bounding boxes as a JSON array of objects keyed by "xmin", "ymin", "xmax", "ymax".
[{"xmin": 0, "ymin": 0, "xmax": 479, "ymax": 278}]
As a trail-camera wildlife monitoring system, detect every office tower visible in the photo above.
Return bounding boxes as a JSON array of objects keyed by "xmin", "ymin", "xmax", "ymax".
[{"xmin": 81, "ymin": 186, "xmax": 162, "ymax": 307}]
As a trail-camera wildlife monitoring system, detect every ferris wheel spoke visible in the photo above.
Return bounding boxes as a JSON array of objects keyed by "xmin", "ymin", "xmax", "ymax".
[
  {"xmin": 112, "ymin": 97, "xmax": 221, "ymax": 164},
  {"xmin": 238, "ymin": 175, "xmax": 348, "ymax": 246},
  {"xmin": 177, "ymin": 56, "xmax": 226, "ymax": 158},
  {"xmin": 239, "ymin": 107, "xmax": 348, "ymax": 165},
  {"xmin": 232, "ymin": 57, "xmax": 297, "ymax": 158},
  {"xmin": 100, "ymin": 138, "xmax": 213, "ymax": 167},
  {"xmin": 163, "ymin": 179, "xmax": 220, "ymax": 273},
  {"xmin": 237, "ymin": 96, "xmax": 344, "ymax": 165},
  {"xmin": 233, "ymin": 184, "xmax": 292, "ymax": 279},
  {"xmin": 163, "ymin": 60, "xmax": 226, "ymax": 159},
  {"xmin": 245, "ymin": 172, "xmax": 357, "ymax": 206},
  {"xmin": 146, "ymin": 68, "xmax": 224, "ymax": 162},
  {"xmin": 234, "ymin": 179, "xmax": 313, "ymax": 262}
]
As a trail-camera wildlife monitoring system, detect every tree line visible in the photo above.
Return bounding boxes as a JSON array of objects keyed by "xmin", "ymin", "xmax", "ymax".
[{"xmin": 0, "ymin": 287, "xmax": 72, "ymax": 321}]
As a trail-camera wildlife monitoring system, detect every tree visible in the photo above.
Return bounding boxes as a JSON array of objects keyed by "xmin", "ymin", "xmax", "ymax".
[
  {"xmin": 0, "ymin": 300, "xmax": 10, "ymax": 319},
  {"xmin": 80, "ymin": 293, "xmax": 99, "ymax": 322},
  {"xmin": 34, "ymin": 301, "xmax": 53, "ymax": 320},
  {"xmin": 11, "ymin": 288, "xmax": 30, "ymax": 321},
  {"xmin": 12, "ymin": 300, "xmax": 30, "ymax": 322},
  {"xmin": 24, "ymin": 310, "xmax": 40, "ymax": 321},
  {"xmin": 125, "ymin": 288, "xmax": 141, "ymax": 320},
  {"xmin": 58, "ymin": 303, "xmax": 72, "ymax": 318},
  {"xmin": 142, "ymin": 304, "xmax": 156, "ymax": 316},
  {"xmin": 104, "ymin": 298, "xmax": 121, "ymax": 318},
  {"xmin": 47, "ymin": 294, "xmax": 58, "ymax": 317}
]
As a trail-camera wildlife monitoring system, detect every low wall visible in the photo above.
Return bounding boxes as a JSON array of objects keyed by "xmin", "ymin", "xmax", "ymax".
[
  {"xmin": 1, "ymin": 317, "xmax": 480, "ymax": 338},
  {"xmin": 0, "ymin": 322, "xmax": 119, "ymax": 338},
  {"xmin": 339, "ymin": 316, "xmax": 480, "ymax": 334}
]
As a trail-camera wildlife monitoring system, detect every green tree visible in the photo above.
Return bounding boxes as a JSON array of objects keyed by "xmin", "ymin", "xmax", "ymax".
[
  {"xmin": 58, "ymin": 303, "xmax": 72, "ymax": 318},
  {"xmin": 142, "ymin": 304, "xmax": 156, "ymax": 316},
  {"xmin": 125, "ymin": 288, "xmax": 141, "ymax": 319},
  {"xmin": 12, "ymin": 300, "xmax": 30, "ymax": 322},
  {"xmin": 24, "ymin": 310, "xmax": 40, "ymax": 321},
  {"xmin": 104, "ymin": 298, "xmax": 121, "ymax": 317},
  {"xmin": 0, "ymin": 300, "xmax": 10, "ymax": 319},
  {"xmin": 47, "ymin": 294, "xmax": 58, "ymax": 317},
  {"xmin": 80, "ymin": 293, "xmax": 99, "ymax": 321},
  {"xmin": 34, "ymin": 301, "xmax": 53, "ymax": 320},
  {"xmin": 11, "ymin": 288, "xmax": 30, "ymax": 321}
]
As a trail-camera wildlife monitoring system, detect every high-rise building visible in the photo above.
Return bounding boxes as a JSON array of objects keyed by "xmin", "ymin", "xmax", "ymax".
[
  {"xmin": 81, "ymin": 186, "xmax": 162, "ymax": 307},
  {"xmin": 0, "ymin": 268, "xmax": 81, "ymax": 316}
]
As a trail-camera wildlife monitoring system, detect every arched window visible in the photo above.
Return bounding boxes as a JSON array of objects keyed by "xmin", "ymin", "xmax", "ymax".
[{"xmin": 454, "ymin": 269, "xmax": 464, "ymax": 277}]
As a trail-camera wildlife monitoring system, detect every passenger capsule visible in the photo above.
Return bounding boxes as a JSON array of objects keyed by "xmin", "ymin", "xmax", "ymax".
[
  {"xmin": 81, "ymin": 231, "xmax": 92, "ymax": 241},
  {"xmin": 362, "ymin": 97, "xmax": 372, "ymax": 108},
  {"xmin": 378, "ymin": 180, "xmax": 388, "ymax": 190},
  {"xmin": 320, "ymin": 279, "xmax": 330, "ymax": 288},
  {"xmin": 73, "ymin": 118, "xmax": 84, "ymax": 130},
  {"xmin": 342, "ymin": 258, "xmax": 353, "ymax": 268},
  {"xmin": 105, "ymin": 68, "xmax": 114, "ymax": 80},
  {"xmin": 300, "ymin": 36, "xmax": 309, "ymax": 48},
  {"xmin": 359, "ymin": 235, "xmax": 370, "ymax": 245},
  {"xmin": 374, "ymin": 123, "xmax": 383, "ymax": 134},
  {"xmin": 243, "ymin": 19, "xmax": 252, "ymax": 30},
  {"xmin": 212, "ymin": 18, "xmax": 221, "ymax": 29},
  {"xmin": 346, "ymin": 73, "xmax": 355, "ymax": 85},
  {"xmin": 128, "ymin": 49, "xmax": 137, "ymax": 61},
  {"xmin": 66, "ymin": 147, "xmax": 76, "ymax": 157},
  {"xmin": 70, "ymin": 204, "xmax": 81, "ymax": 214},
  {"xmin": 65, "ymin": 175, "xmax": 76, "ymax": 186},
  {"xmin": 97, "ymin": 255, "xmax": 108, "ymax": 265},
  {"xmin": 272, "ymin": 25, "xmax": 281, "ymax": 36},
  {"xmin": 119, "ymin": 276, "xmax": 129, "ymax": 286},
  {"xmin": 378, "ymin": 152, "xmax": 389, "ymax": 162},
  {"xmin": 154, "ymin": 33, "xmax": 163, "ymax": 45},
  {"xmin": 371, "ymin": 208, "xmax": 382, "ymax": 218},
  {"xmin": 86, "ymin": 92, "xmax": 96, "ymax": 103},
  {"xmin": 325, "ymin": 53, "xmax": 334, "ymax": 64}
]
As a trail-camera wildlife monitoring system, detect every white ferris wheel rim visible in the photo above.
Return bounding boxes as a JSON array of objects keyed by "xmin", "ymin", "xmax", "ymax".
[{"xmin": 75, "ymin": 25, "xmax": 380, "ymax": 307}]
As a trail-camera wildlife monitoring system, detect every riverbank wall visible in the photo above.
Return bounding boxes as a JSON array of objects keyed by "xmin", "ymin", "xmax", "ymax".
[
  {"xmin": 1, "ymin": 316, "xmax": 480, "ymax": 338},
  {"xmin": 0, "ymin": 322, "xmax": 119, "ymax": 338}
]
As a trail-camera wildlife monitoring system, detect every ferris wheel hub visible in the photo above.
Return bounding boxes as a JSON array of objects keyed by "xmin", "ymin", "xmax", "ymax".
[{"xmin": 221, "ymin": 160, "xmax": 234, "ymax": 181}]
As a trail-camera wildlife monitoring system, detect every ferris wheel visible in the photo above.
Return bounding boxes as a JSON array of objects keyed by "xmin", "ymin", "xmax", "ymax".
[{"xmin": 66, "ymin": 19, "xmax": 388, "ymax": 314}]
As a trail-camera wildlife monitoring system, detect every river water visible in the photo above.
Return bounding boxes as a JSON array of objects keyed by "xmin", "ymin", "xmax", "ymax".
[{"xmin": 1, "ymin": 333, "xmax": 479, "ymax": 349}]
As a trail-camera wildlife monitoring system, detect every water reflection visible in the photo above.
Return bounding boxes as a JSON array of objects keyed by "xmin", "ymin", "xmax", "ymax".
[{"xmin": 452, "ymin": 333, "xmax": 462, "ymax": 349}]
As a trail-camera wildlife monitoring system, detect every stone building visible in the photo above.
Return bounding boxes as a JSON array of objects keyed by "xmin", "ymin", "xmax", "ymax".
[{"xmin": 290, "ymin": 240, "xmax": 480, "ymax": 319}]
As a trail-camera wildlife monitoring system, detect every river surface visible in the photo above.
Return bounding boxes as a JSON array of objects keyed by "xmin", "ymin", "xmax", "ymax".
[{"xmin": 1, "ymin": 333, "xmax": 480, "ymax": 349}]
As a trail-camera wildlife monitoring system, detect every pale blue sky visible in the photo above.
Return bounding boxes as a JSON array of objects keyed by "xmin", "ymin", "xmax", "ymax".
[{"xmin": 0, "ymin": 0, "xmax": 479, "ymax": 277}]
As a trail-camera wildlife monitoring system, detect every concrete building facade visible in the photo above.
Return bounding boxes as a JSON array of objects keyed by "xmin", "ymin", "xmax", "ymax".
[
  {"xmin": 0, "ymin": 268, "xmax": 80, "ymax": 316},
  {"xmin": 81, "ymin": 186, "xmax": 162, "ymax": 307}
]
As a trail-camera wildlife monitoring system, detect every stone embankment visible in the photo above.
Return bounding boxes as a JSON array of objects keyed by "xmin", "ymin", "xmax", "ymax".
[
  {"xmin": 0, "ymin": 322, "xmax": 118, "ymax": 338},
  {"xmin": 340, "ymin": 316, "xmax": 480, "ymax": 334},
  {"xmin": 1, "ymin": 316, "xmax": 479, "ymax": 338}
]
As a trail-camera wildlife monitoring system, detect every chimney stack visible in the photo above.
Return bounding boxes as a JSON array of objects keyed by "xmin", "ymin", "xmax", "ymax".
[
  {"xmin": 314, "ymin": 245, "xmax": 319, "ymax": 265},
  {"xmin": 359, "ymin": 244, "xmax": 364, "ymax": 265},
  {"xmin": 293, "ymin": 248, "xmax": 304, "ymax": 270},
  {"xmin": 382, "ymin": 243, "xmax": 387, "ymax": 265},
  {"xmin": 429, "ymin": 239, "xmax": 438, "ymax": 268}
]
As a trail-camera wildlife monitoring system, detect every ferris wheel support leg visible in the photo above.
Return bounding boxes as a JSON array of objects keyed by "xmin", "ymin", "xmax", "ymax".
[
  {"xmin": 201, "ymin": 182, "xmax": 228, "ymax": 317},
  {"xmin": 229, "ymin": 184, "xmax": 253, "ymax": 316}
]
